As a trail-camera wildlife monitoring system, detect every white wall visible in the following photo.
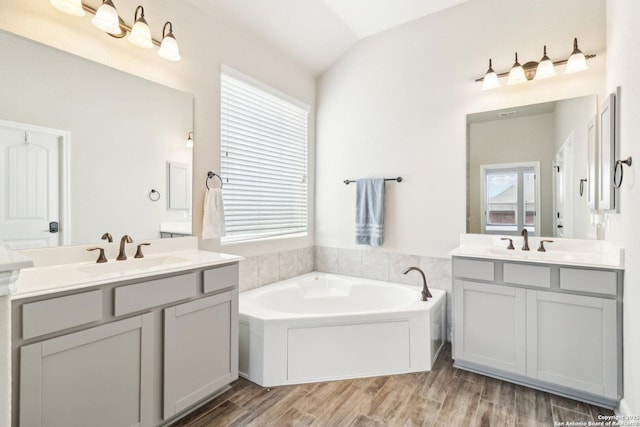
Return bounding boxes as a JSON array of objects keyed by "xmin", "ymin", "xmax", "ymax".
[
  {"xmin": 0, "ymin": 0, "xmax": 316, "ymax": 257},
  {"xmin": 316, "ymin": 0, "xmax": 606, "ymax": 257},
  {"xmin": 468, "ymin": 114, "xmax": 555, "ymax": 236},
  {"xmin": 604, "ymin": 0, "xmax": 640, "ymax": 416}
]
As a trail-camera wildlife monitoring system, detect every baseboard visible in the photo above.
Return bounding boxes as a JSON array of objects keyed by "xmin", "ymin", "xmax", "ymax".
[{"xmin": 616, "ymin": 398, "xmax": 634, "ymax": 416}]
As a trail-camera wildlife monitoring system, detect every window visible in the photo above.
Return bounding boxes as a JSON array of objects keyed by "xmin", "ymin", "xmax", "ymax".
[
  {"xmin": 220, "ymin": 67, "xmax": 309, "ymax": 242},
  {"xmin": 481, "ymin": 163, "xmax": 539, "ymax": 235}
]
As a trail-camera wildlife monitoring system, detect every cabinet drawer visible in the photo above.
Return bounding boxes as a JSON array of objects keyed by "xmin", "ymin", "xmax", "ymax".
[
  {"xmin": 22, "ymin": 290, "xmax": 102, "ymax": 340},
  {"xmin": 560, "ymin": 268, "xmax": 617, "ymax": 296},
  {"xmin": 503, "ymin": 263, "xmax": 551, "ymax": 288},
  {"xmin": 114, "ymin": 273, "xmax": 197, "ymax": 316},
  {"xmin": 452, "ymin": 258, "xmax": 494, "ymax": 281},
  {"xmin": 203, "ymin": 263, "xmax": 239, "ymax": 294}
]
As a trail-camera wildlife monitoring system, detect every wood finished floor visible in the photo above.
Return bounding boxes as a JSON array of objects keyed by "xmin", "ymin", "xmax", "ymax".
[{"xmin": 169, "ymin": 345, "xmax": 614, "ymax": 427}]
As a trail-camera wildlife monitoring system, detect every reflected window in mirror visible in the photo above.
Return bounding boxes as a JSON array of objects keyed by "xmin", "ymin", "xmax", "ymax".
[{"xmin": 481, "ymin": 164, "xmax": 539, "ymax": 236}]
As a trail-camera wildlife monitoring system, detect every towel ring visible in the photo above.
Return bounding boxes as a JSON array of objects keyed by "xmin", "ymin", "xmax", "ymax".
[
  {"xmin": 614, "ymin": 157, "xmax": 632, "ymax": 189},
  {"xmin": 206, "ymin": 171, "xmax": 223, "ymax": 190},
  {"xmin": 148, "ymin": 189, "xmax": 160, "ymax": 201}
]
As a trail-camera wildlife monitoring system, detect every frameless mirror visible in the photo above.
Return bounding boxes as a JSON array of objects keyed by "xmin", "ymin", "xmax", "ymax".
[
  {"xmin": 0, "ymin": 30, "xmax": 193, "ymax": 249},
  {"xmin": 467, "ymin": 95, "xmax": 597, "ymax": 239}
]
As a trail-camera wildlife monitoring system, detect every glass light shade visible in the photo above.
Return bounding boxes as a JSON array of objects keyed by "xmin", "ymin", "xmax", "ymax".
[
  {"xmin": 91, "ymin": 1, "xmax": 121, "ymax": 35},
  {"xmin": 565, "ymin": 38, "xmax": 588, "ymax": 74},
  {"xmin": 507, "ymin": 53, "xmax": 526, "ymax": 85},
  {"xmin": 565, "ymin": 52, "xmax": 588, "ymax": 74},
  {"xmin": 482, "ymin": 71, "xmax": 499, "ymax": 90},
  {"xmin": 128, "ymin": 19, "xmax": 153, "ymax": 48},
  {"xmin": 158, "ymin": 33, "xmax": 181, "ymax": 61},
  {"xmin": 186, "ymin": 133, "xmax": 193, "ymax": 148},
  {"xmin": 50, "ymin": 0, "xmax": 85, "ymax": 16},
  {"xmin": 507, "ymin": 65, "xmax": 526, "ymax": 85},
  {"xmin": 534, "ymin": 46, "xmax": 556, "ymax": 80},
  {"xmin": 535, "ymin": 59, "xmax": 556, "ymax": 80},
  {"xmin": 481, "ymin": 59, "xmax": 500, "ymax": 90}
]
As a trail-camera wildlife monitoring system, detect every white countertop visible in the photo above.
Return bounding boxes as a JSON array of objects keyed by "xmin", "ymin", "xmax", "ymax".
[
  {"xmin": 0, "ymin": 248, "xmax": 34, "ymax": 273},
  {"xmin": 450, "ymin": 234, "xmax": 624, "ymax": 270},
  {"xmin": 11, "ymin": 237, "xmax": 243, "ymax": 300}
]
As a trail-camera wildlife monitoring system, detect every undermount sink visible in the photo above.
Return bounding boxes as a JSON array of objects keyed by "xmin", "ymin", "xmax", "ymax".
[{"xmin": 78, "ymin": 256, "xmax": 191, "ymax": 276}]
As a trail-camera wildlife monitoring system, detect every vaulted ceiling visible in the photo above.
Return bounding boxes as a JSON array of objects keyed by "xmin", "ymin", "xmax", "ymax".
[{"xmin": 184, "ymin": 0, "xmax": 468, "ymax": 74}]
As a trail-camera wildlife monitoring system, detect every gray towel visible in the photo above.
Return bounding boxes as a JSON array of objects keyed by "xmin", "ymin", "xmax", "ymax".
[{"xmin": 355, "ymin": 178, "xmax": 384, "ymax": 246}]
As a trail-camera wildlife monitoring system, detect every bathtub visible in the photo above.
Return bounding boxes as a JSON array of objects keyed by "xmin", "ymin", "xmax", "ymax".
[{"xmin": 239, "ymin": 272, "xmax": 446, "ymax": 387}]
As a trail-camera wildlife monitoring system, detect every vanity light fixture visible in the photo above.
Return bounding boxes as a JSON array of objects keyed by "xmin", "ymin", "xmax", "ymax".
[
  {"xmin": 50, "ymin": 0, "xmax": 181, "ymax": 61},
  {"xmin": 158, "ymin": 22, "xmax": 181, "ymax": 61},
  {"xmin": 127, "ymin": 6, "xmax": 154, "ymax": 48},
  {"xmin": 477, "ymin": 38, "xmax": 594, "ymax": 89},
  {"xmin": 186, "ymin": 132, "xmax": 194, "ymax": 148},
  {"xmin": 50, "ymin": 0, "xmax": 85, "ymax": 16}
]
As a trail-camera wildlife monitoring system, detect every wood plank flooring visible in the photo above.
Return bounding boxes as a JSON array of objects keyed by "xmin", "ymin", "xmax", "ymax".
[{"xmin": 169, "ymin": 345, "xmax": 614, "ymax": 427}]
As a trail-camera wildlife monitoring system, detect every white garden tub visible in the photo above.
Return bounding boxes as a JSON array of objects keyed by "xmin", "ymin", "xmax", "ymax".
[{"xmin": 239, "ymin": 272, "xmax": 446, "ymax": 387}]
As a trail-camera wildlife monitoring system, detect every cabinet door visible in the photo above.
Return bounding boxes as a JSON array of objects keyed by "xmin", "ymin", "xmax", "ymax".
[
  {"xmin": 20, "ymin": 313, "xmax": 154, "ymax": 427},
  {"xmin": 163, "ymin": 289, "xmax": 238, "ymax": 419},
  {"xmin": 453, "ymin": 280, "xmax": 526, "ymax": 374},
  {"xmin": 526, "ymin": 290, "xmax": 617, "ymax": 398}
]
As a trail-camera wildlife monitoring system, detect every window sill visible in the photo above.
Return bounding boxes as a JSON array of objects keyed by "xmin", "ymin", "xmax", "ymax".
[{"xmin": 220, "ymin": 232, "xmax": 308, "ymax": 246}]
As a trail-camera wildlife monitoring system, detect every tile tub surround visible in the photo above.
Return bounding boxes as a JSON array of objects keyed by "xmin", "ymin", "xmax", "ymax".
[{"xmin": 239, "ymin": 247, "xmax": 314, "ymax": 292}]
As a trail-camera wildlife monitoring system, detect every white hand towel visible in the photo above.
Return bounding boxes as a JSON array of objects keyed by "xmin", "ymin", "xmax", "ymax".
[{"xmin": 202, "ymin": 188, "xmax": 226, "ymax": 239}]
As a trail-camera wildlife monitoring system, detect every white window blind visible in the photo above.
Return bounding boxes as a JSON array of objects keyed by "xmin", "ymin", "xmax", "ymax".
[{"xmin": 220, "ymin": 68, "xmax": 309, "ymax": 242}]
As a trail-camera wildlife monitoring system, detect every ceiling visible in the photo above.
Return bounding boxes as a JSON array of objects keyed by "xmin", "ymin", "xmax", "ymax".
[
  {"xmin": 184, "ymin": 0, "xmax": 468, "ymax": 74},
  {"xmin": 467, "ymin": 101, "xmax": 558, "ymax": 124}
]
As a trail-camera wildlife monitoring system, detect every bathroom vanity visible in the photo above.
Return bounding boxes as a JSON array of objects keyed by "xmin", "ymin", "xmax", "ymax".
[
  {"xmin": 451, "ymin": 234, "xmax": 623, "ymax": 409},
  {"xmin": 10, "ymin": 237, "xmax": 241, "ymax": 427}
]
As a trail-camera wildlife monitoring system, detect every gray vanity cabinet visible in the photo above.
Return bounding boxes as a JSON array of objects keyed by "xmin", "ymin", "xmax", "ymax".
[
  {"xmin": 452, "ymin": 257, "xmax": 622, "ymax": 408},
  {"xmin": 19, "ymin": 313, "xmax": 154, "ymax": 427},
  {"xmin": 12, "ymin": 262, "xmax": 240, "ymax": 427},
  {"xmin": 525, "ymin": 290, "xmax": 618, "ymax": 399},
  {"xmin": 453, "ymin": 280, "xmax": 526, "ymax": 375},
  {"xmin": 163, "ymin": 289, "xmax": 238, "ymax": 419}
]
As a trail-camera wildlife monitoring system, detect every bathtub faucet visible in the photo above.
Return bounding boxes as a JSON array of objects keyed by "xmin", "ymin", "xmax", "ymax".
[{"xmin": 402, "ymin": 267, "xmax": 433, "ymax": 301}]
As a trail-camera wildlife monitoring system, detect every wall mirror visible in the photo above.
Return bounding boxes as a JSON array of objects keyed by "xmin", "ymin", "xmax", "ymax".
[
  {"xmin": 467, "ymin": 95, "xmax": 597, "ymax": 240},
  {"xmin": 0, "ymin": 30, "xmax": 193, "ymax": 249}
]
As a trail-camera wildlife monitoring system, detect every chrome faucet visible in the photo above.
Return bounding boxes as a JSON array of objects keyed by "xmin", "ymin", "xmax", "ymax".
[
  {"xmin": 117, "ymin": 235, "xmax": 133, "ymax": 260},
  {"xmin": 402, "ymin": 266, "xmax": 433, "ymax": 301},
  {"xmin": 521, "ymin": 229, "xmax": 530, "ymax": 251}
]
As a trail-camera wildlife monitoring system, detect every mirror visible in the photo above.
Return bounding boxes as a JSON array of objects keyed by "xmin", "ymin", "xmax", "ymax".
[
  {"xmin": 0, "ymin": 30, "xmax": 193, "ymax": 249},
  {"xmin": 467, "ymin": 95, "xmax": 597, "ymax": 239}
]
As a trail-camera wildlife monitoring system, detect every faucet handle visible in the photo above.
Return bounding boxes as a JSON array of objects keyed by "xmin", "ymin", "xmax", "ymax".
[
  {"xmin": 134, "ymin": 243, "xmax": 151, "ymax": 259},
  {"xmin": 87, "ymin": 247, "xmax": 108, "ymax": 263},
  {"xmin": 538, "ymin": 240, "xmax": 554, "ymax": 252},
  {"xmin": 101, "ymin": 232, "xmax": 113, "ymax": 243},
  {"xmin": 500, "ymin": 237, "xmax": 515, "ymax": 250}
]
